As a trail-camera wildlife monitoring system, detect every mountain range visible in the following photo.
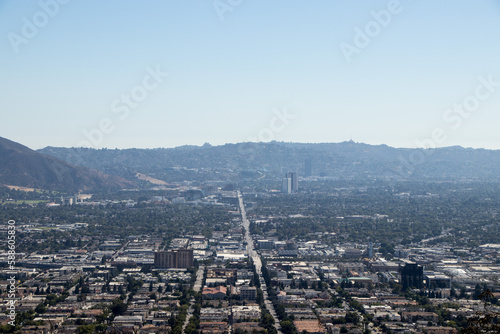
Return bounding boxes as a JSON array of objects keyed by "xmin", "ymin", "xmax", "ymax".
[
  {"xmin": 39, "ymin": 141, "xmax": 500, "ymax": 184},
  {"xmin": 3, "ymin": 135, "xmax": 500, "ymax": 193}
]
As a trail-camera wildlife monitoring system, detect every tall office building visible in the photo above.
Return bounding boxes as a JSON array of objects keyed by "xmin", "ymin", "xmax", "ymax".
[
  {"xmin": 282, "ymin": 177, "xmax": 292, "ymax": 194},
  {"xmin": 304, "ymin": 158, "xmax": 312, "ymax": 177},
  {"xmin": 400, "ymin": 262, "xmax": 423, "ymax": 290},
  {"xmin": 154, "ymin": 249, "xmax": 193, "ymax": 269},
  {"xmin": 287, "ymin": 172, "xmax": 298, "ymax": 192},
  {"xmin": 282, "ymin": 172, "xmax": 298, "ymax": 193}
]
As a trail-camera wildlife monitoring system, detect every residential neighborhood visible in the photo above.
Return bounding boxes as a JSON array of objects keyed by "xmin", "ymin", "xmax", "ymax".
[{"xmin": 1, "ymin": 188, "xmax": 499, "ymax": 333}]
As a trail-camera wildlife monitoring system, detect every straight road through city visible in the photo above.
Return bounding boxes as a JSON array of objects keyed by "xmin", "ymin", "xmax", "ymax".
[
  {"xmin": 183, "ymin": 265, "xmax": 205, "ymax": 333},
  {"xmin": 238, "ymin": 191, "xmax": 282, "ymax": 334}
]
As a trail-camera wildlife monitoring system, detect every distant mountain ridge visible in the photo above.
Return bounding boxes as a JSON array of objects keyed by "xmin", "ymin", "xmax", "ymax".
[
  {"xmin": 0, "ymin": 137, "xmax": 135, "ymax": 192},
  {"xmin": 38, "ymin": 141, "xmax": 500, "ymax": 183}
]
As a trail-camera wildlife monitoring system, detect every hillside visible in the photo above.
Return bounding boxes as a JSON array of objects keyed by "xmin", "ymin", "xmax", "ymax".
[
  {"xmin": 0, "ymin": 137, "xmax": 135, "ymax": 193},
  {"xmin": 38, "ymin": 141, "xmax": 500, "ymax": 183}
]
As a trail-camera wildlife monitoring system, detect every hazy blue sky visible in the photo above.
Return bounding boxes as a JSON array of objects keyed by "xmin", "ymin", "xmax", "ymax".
[{"xmin": 1, "ymin": 0, "xmax": 500, "ymax": 150}]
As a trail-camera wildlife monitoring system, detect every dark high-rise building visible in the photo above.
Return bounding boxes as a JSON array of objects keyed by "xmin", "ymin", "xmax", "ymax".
[
  {"xmin": 304, "ymin": 158, "xmax": 312, "ymax": 177},
  {"xmin": 154, "ymin": 249, "xmax": 193, "ymax": 269},
  {"xmin": 400, "ymin": 262, "xmax": 423, "ymax": 290}
]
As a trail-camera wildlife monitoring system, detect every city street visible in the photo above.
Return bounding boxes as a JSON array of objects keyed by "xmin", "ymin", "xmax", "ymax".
[
  {"xmin": 238, "ymin": 191, "xmax": 282, "ymax": 334},
  {"xmin": 182, "ymin": 265, "xmax": 205, "ymax": 333}
]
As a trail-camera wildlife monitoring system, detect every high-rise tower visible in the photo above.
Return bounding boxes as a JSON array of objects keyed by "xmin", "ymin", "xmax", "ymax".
[{"xmin": 282, "ymin": 172, "xmax": 298, "ymax": 193}]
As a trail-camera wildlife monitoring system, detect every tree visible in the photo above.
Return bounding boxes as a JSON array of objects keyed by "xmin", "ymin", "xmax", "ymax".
[
  {"xmin": 459, "ymin": 286, "xmax": 467, "ymax": 299},
  {"xmin": 280, "ymin": 320, "xmax": 296, "ymax": 334},
  {"xmin": 462, "ymin": 290, "xmax": 500, "ymax": 333},
  {"xmin": 473, "ymin": 284, "xmax": 482, "ymax": 299},
  {"xmin": 450, "ymin": 286, "xmax": 457, "ymax": 298},
  {"xmin": 110, "ymin": 299, "xmax": 127, "ymax": 317},
  {"xmin": 260, "ymin": 313, "xmax": 275, "ymax": 328},
  {"xmin": 345, "ymin": 312, "xmax": 360, "ymax": 325},
  {"xmin": 35, "ymin": 303, "xmax": 46, "ymax": 314}
]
